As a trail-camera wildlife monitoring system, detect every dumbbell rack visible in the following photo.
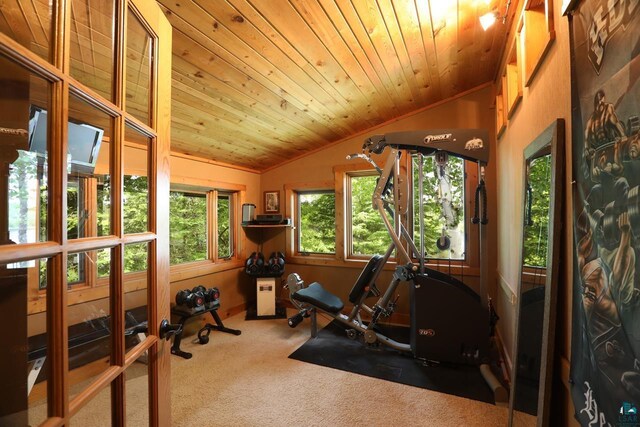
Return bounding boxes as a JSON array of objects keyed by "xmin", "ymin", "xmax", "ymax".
[
  {"xmin": 170, "ymin": 302, "xmax": 241, "ymax": 359},
  {"xmin": 242, "ymin": 221, "xmax": 291, "ymax": 320}
]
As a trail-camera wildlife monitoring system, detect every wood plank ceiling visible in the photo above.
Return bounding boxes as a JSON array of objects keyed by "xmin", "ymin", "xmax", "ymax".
[
  {"xmin": 0, "ymin": 0, "xmax": 513, "ymax": 171},
  {"xmin": 160, "ymin": 0, "xmax": 512, "ymax": 170}
]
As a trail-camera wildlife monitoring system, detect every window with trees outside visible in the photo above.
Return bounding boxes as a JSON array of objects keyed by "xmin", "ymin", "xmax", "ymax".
[
  {"xmin": 297, "ymin": 190, "xmax": 335, "ymax": 254},
  {"xmin": 169, "ymin": 188, "xmax": 237, "ymax": 265},
  {"xmin": 170, "ymin": 191, "xmax": 207, "ymax": 265},
  {"xmin": 349, "ymin": 174, "xmax": 392, "ymax": 257},
  {"xmin": 412, "ymin": 154, "xmax": 466, "ymax": 260},
  {"xmin": 217, "ymin": 193, "xmax": 233, "ymax": 259}
]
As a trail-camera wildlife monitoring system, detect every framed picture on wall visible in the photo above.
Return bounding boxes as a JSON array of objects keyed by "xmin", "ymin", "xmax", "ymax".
[{"xmin": 264, "ymin": 191, "xmax": 280, "ymax": 213}]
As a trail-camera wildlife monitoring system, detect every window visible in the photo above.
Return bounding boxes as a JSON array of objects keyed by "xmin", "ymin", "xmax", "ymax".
[
  {"xmin": 297, "ymin": 191, "xmax": 335, "ymax": 254},
  {"xmin": 349, "ymin": 174, "xmax": 392, "ymax": 256},
  {"xmin": 169, "ymin": 187, "xmax": 238, "ymax": 266},
  {"xmin": 217, "ymin": 193, "xmax": 233, "ymax": 259},
  {"xmin": 412, "ymin": 154, "xmax": 466, "ymax": 260},
  {"xmin": 170, "ymin": 191, "xmax": 208, "ymax": 265}
]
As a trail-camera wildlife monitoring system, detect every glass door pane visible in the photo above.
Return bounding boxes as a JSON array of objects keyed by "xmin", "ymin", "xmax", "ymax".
[
  {"xmin": 0, "ymin": 56, "xmax": 51, "ymax": 247},
  {"xmin": 0, "ymin": 257, "xmax": 50, "ymax": 426},
  {"xmin": 67, "ymin": 93, "xmax": 113, "ymax": 239},
  {"xmin": 0, "ymin": 1, "xmax": 52, "ymax": 62},
  {"xmin": 68, "ymin": 249, "xmax": 112, "ymax": 401},
  {"xmin": 123, "ymin": 123, "xmax": 150, "ymax": 234},
  {"xmin": 70, "ymin": 0, "xmax": 116, "ymax": 101},
  {"xmin": 71, "ymin": 388, "xmax": 111, "ymax": 425},
  {"xmin": 125, "ymin": 356, "xmax": 149, "ymax": 426},
  {"xmin": 125, "ymin": 242, "xmax": 149, "ymax": 353},
  {"xmin": 126, "ymin": 9, "xmax": 153, "ymax": 125}
]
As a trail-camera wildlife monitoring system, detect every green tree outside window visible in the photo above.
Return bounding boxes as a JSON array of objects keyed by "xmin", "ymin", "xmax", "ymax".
[{"xmin": 298, "ymin": 191, "xmax": 335, "ymax": 254}]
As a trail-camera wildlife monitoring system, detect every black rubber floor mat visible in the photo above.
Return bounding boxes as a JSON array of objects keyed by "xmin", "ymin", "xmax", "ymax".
[{"xmin": 288, "ymin": 321, "xmax": 496, "ymax": 404}]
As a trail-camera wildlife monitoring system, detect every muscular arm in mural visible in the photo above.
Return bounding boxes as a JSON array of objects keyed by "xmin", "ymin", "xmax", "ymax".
[{"xmin": 612, "ymin": 212, "xmax": 636, "ymax": 306}]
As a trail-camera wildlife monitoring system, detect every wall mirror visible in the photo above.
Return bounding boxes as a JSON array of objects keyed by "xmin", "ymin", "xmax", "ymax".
[{"xmin": 509, "ymin": 119, "xmax": 564, "ymax": 427}]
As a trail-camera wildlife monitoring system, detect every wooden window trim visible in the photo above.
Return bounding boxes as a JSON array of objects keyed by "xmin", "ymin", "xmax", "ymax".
[{"xmin": 282, "ymin": 158, "xmax": 482, "ymax": 276}]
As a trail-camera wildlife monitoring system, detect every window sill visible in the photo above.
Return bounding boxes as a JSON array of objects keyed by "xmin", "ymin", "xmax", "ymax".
[{"xmin": 287, "ymin": 255, "xmax": 480, "ymax": 276}]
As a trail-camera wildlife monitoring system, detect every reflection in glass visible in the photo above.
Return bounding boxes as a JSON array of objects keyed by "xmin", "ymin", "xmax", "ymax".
[
  {"xmin": 69, "ymin": 0, "xmax": 116, "ymax": 101},
  {"xmin": 68, "ymin": 249, "xmax": 111, "ymax": 401},
  {"xmin": 512, "ymin": 150, "xmax": 553, "ymax": 426},
  {"xmin": 514, "ymin": 156, "xmax": 552, "ymax": 422},
  {"xmin": 0, "ymin": 1, "xmax": 52, "ymax": 61},
  {"xmin": 523, "ymin": 155, "xmax": 552, "ymax": 268},
  {"xmin": 124, "ymin": 242, "xmax": 149, "ymax": 350},
  {"xmin": 0, "ymin": 258, "xmax": 49, "ymax": 426},
  {"xmin": 1, "ymin": 57, "xmax": 50, "ymax": 247},
  {"xmin": 126, "ymin": 9, "xmax": 153, "ymax": 125},
  {"xmin": 67, "ymin": 93, "xmax": 112, "ymax": 239},
  {"xmin": 124, "ymin": 123, "xmax": 150, "ymax": 234}
]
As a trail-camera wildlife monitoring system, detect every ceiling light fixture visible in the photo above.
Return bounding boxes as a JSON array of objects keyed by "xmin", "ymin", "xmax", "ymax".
[
  {"xmin": 479, "ymin": 12, "xmax": 497, "ymax": 30},
  {"xmin": 479, "ymin": 0, "xmax": 511, "ymax": 31}
]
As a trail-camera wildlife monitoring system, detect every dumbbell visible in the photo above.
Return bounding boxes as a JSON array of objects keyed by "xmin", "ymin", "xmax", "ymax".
[
  {"xmin": 268, "ymin": 252, "xmax": 285, "ymax": 274},
  {"xmin": 203, "ymin": 287, "xmax": 220, "ymax": 304},
  {"xmin": 245, "ymin": 252, "xmax": 265, "ymax": 275},
  {"xmin": 175, "ymin": 288, "xmax": 205, "ymax": 308}
]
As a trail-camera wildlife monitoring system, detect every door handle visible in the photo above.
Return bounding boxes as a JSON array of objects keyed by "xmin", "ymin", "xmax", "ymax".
[{"xmin": 159, "ymin": 319, "xmax": 182, "ymax": 341}]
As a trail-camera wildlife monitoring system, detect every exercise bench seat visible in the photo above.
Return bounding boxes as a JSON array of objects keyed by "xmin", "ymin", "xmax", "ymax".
[{"xmin": 292, "ymin": 282, "xmax": 344, "ymax": 314}]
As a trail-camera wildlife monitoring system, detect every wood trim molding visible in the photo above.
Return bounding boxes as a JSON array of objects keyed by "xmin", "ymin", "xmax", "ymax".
[{"xmin": 171, "ymin": 151, "xmax": 260, "ymax": 174}]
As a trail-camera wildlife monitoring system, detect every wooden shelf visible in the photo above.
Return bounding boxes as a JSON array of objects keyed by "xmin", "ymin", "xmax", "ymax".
[{"xmin": 242, "ymin": 223, "xmax": 292, "ymax": 228}]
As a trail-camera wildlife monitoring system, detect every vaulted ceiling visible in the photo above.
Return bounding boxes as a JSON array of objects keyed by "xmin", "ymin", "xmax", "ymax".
[
  {"xmin": 0, "ymin": 0, "xmax": 513, "ymax": 171},
  {"xmin": 160, "ymin": 0, "xmax": 512, "ymax": 170}
]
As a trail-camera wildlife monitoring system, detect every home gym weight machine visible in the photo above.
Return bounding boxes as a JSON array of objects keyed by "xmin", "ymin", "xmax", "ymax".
[{"xmin": 286, "ymin": 129, "xmax": 505, "ymax": 400}]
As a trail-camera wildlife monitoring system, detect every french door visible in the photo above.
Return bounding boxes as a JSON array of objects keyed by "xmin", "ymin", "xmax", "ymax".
[{"xmin": 0, "ymin": 0, "xmax": 172, "ymax": 425}]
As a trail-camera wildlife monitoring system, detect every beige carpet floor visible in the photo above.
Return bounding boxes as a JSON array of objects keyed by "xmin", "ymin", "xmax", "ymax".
[{"xmin": 33, "ymin": 310, "xmax": 510, "ymax": 426}]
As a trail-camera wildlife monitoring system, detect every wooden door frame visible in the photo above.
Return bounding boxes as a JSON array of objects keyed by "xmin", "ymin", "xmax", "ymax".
[{"xmin": 0, "ymin": 0, "xmax": 172, "ymax": 425}]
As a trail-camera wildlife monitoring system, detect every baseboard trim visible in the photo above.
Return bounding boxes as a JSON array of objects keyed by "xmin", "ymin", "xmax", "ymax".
[
  {"xmin": 218, "ymin": 302, "xmax": 247, "ymax": 320},
  {"xmin": 495, "ymin": 327, "xmax": 512, "ymax": 385}
]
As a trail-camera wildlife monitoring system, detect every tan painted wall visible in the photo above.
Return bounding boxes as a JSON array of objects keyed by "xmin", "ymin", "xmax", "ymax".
[
  {"xmin": 259, "ymin": 86, "xmax": 496, "ymax": 317},
  {"xmin": 495, "ymin": 0, "xmax": 577, "ymax": 425}
]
